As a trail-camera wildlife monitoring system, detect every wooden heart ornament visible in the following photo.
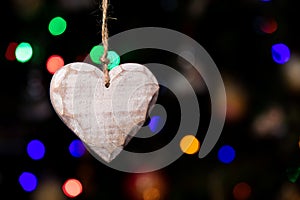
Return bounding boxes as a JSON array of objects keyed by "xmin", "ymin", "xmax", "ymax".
[{"xmin": 50, "ymin": 62, "xmax": 159, "ymax": 162}]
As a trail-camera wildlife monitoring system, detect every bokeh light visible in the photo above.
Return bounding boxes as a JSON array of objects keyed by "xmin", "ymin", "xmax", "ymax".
[
  {"xmin": 69, "ymin": 139, "xmax": 85, "ymax": 158},
  {"xmin": 32, "ymin": 178, "xmax": 65, "ymax": 200},
  {"xmin": 15, "ymin": 42, "xmax": 33, "ymax": 63},
  {"xmin": 218, "ymin": 145, "xmax": 235, "ymax": 164},
  {"xmin": 278, "ymin": 183, "xmax": 300, "ymax": 199},
  {"xmin": 62, "ymin": 179, "xmax": 83, "ymax": 198},
  {"xmin": 107, "ymin": 51, "xmax": 120, "ymax": 70},
  {"xmin": 287, "ymin": 167, "xmax": 300, "ymax": 183},
  {"xmin": 5, "ymin": 42, "xmax": 18, "ymax": 61},
  {"xmin": 179, "ymin": 135, "xmax": 200, "ymax": 154},
  {"xmin": 252, "ymin": 106, "xmax": 285, "ymax": 138},
  {"xmin": 272, "ymin": 43, "xmax": 290, "ymax": 64},
  {"xmin": 233, "ymin": 182, "xmax": 252, "ymax": 200},
  {"xmin": 283, "ymin": 55, "xmax": 300, "ymax": 91},
  {"xmin": 149, "ymin": 116, "xmax": 163, "ymax": 133},
  {"xmin": 90, "ymin": 45, "xmax": 104, "ymax": 64},
  {"xmin": 27, "ymin": 139, "xmax": 45, "ymax": 160},
  {"xmin": 143, "ymin": 187, "xmax": 161, "ymax": 200},
  {"xmin": 260, "ymin": 18, "xmax": 278, "ymax": 34},
  {"xmin": 222, "ymin": 78, "xmax": 247, "ymax": 121},
  {"xmin": 49, "ymin": 17, "xmax": 67, "ymax": 36},
  {"xmin": 89, "ymin": 46, "xmax": 120, "ymax": 70},
  {"xmin": 46, "ymin": 55, "xmax": 64, "ymax": 74},
  {"xmin": 12, "ymin": 0, "xmax": 43, "ymax": 19},
  {"xmin": 125, "ymin": 172, "xmax": 167, "ymax": 200},
  {"xmin": 19, "ymin": 172, "xmax": 38, "ymax": 192}
]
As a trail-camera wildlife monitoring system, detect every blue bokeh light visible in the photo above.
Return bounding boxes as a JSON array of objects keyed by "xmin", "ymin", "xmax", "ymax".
[
  {"xmin": 69, "ymin": 139, "xmax": 85, "ymax": 158},
  {"xmin": 27, "ymin": 140, "xmax": 45, "ymax": 160},
  {"xmin": 218, "ymin": 145, "xmax": 236, "ymax": 164},
  {"xmin": 19, "ymin": 172, "xmax": 38, "ymax": 192},
  {"xmin": 149, "ymin": 116, "xmax": 162, "ymax": 133},
  {"xmin": 272, "ymin": 43, "xmax": 290, "ymax": 64}
]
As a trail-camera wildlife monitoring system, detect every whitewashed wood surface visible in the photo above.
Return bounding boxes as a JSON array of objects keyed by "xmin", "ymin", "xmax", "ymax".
[{"xmin": 50, "ymin": 62, "xmax": 159, "ymax": 162}]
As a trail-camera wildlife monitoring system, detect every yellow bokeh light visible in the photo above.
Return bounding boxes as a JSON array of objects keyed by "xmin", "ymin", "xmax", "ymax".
[{"xmin": 180, "ymin": 135, "xmax": 200, "ymax": 154}]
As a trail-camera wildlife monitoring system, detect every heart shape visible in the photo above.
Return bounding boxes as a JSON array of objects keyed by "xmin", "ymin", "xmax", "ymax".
[{"xmin": 50, "ymin": 62, "xmax": 159, "ymax": 162}]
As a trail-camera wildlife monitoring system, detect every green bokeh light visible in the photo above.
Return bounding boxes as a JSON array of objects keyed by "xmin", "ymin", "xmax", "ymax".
[
  {"xmin": 49, "ymin": 17, "xmax": 67, "ymax": 36},
  {"xmin": 107, "ymin": 51, "xmax": 120, "ymax": 70},
  {"xmin": 15, "ymin": 42, "xmax": 33, "ymax": 63},
  {"xmin": 287, "ymin": 168, "xmax": 300, "ymax": 183},
  {"xmin": 90, "ymin": 45, "xmax": 104, "ymax": 64},
  {"xmin": 90, "ymin": 46, "xmax": 120, "ymax": 70}
]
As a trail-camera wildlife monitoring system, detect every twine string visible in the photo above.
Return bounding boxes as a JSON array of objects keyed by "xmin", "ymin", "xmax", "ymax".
[{"xmin": 100, "ymin": 0, "xmax": 110, "ymax": 87}]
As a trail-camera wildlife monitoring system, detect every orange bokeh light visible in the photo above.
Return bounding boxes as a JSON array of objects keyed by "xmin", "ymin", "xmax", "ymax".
[
  {"xmin": 179, "ymin": 135, "xmax": 200, "ymax": 154},
  {"xmin": 62, "ymin": 179, "xmax": 82, "ymax": 198},
  {"xmin": 47, "ymin": 55, "xmax": 64, "ymax": 74},
  {"xmin": 124, "ymin": 172, "xmax": 167, "ymax": 200},
  {"xmin": 143, "ymin": 187, "xmax": 161, "ymax": 200}
]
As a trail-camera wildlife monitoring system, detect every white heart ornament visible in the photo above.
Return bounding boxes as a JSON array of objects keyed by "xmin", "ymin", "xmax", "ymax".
[{"xmin": 50, "ymin": 62, "xmax": 159, "ymax": 162}]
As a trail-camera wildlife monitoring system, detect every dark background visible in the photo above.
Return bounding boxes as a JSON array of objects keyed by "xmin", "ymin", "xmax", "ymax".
[{"xmin": 1, "ymin": 0, "xmax": 300, "ymax": 199}]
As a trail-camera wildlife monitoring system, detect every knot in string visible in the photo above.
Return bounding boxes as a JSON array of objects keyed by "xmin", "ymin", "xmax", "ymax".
[{"xmin": 100, "ymin": 56, "xmax": 110, "ymax": 66}]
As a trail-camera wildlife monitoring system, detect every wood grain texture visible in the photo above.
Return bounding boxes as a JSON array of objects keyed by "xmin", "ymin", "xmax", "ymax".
[{"xmin": 50, "ymin": 62, "xmax": 159, "ymax": 162}]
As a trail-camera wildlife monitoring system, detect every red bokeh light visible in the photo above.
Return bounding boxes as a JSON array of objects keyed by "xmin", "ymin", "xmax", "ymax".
[
  {"xmin": 46, "ymin": 55, "xmax": 64, "ymax": 74},
  {"xmin": 5, "ymin": 42, "xmax": 18, "ymax": 61},
  {"xmin": 233, "ymin": 182, "xmax": 252, "ymax": 200},
  {"xmin": 260, "ymin": 18, "xmax": 278, "ymax": 34},
  {"xmin": 62, "ymin": 179, "xmax": 83, "ymax": 198}
]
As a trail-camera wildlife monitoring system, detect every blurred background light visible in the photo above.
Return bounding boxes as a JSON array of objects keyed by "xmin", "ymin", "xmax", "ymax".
[
  {"xmin": 15, "ymin": 42, "xmax": 33, "ymax": 63},
  {"xmin": 125, "ymin": 172, "xmax": 167, "ymax": 200},
  {"xmin": 179, "ymin": 135, "xmax": 200, "ymax": 154},
  {"xmin": 286, "ymin": 168, "xmax": 300, "ymax": 183},
  {"xmin": 88, "ymin": 47, "xmax": 120, "ymax": 68},
  {"xmin": 149, "ymin": 116, "xmax": 163, "ymax": 133},
  {"xmin": 218, "ymin": 145, "xmax": 235, "ymax": 164},
  {"xmin": 32, "ymin": 178, "xmax": 65, "ymax": 200},
  {"xmin": 143, "ymin": 187, "xmax": 161, "ymax": 200},
  {"xmin": 11, "ymin": 0, "xmax": 43, "ymax": 20},
  {"xmin": 27, "ymin": 139, "xmax": 45, "ymax": 160},
  {"xmin": 187, "ymin": 0, "xmax": 208, "ymax": 18},
  {"xmin": 260, "ymin": 18, "xmax": 278, "ymax": 34},
  {"xmin": 58, "ymin": 0, "xmax": 96, "ymax": 11},
  {"xmin": 46, "ymin": 55, "xmax": 65, "ymax": 74},
  {"xmin": 220, "ymin": 78, "xmax": 247, "ymax": 122},
  {"xmin": 69, "ymin": 139, "xmax": 85, "ymax": 158},
  {"xmin": 278, "ymin": 183, "xmax": 300, "ymax": 200},
  {"xmin": 48, "ymin": 17, "xmax": 67, "ymax": 36},
  {"xmin": 89, "ymin": 48, "xmax": 121, "ymax": 69},
  {"xmin": 5, "ymin": 42, "xmax": 18, "ymax": 61},
  {"xmin": 19, "ymin": 70, "xmax": 53, "ymax": 122},
  {"xmin": 233, "ymin": 182, "xmax": 252, "ymax": 200},
  {"xmin": 19, "ymin": 172, "xmax": 38, "ymax": 192},
  {"xmin": 252, "ymin": 106, "xmax": 286, "ymax": 138},
  {"xmin": 62, "ymin": 179, "xmax": 83, "ymax": 198},
  {"xmin": 90, "ymin": 45, "xmax": 104, "ymax": 64},
  {"xmin": 282, "ymin": 55, "xmax": 300, "ymax": 91},
  {"xmin": 107, "ymin": 51, "xmax": 121, "ymax": 70},
  {"xmin": 272, "ymin": 43, "xmax": 290, "ymax": 64}
]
